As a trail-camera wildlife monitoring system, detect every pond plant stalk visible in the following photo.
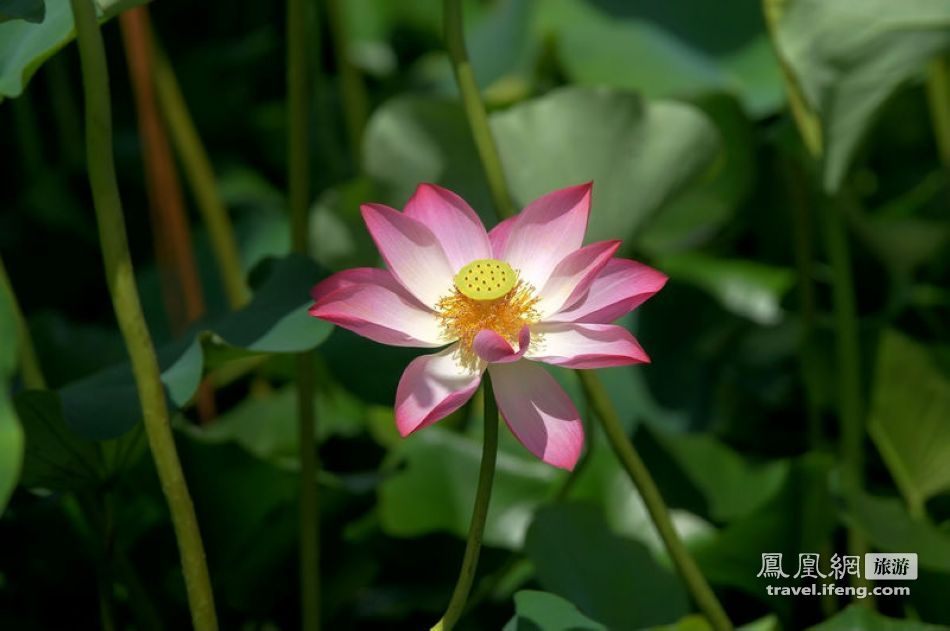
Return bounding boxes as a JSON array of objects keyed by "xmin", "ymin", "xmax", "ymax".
[
  {"xmin": 432, "ymin": 377, "xmax": 500, "ymax": 631},
  {"xmin": 287, "ymin": 0, "xmax": 320, "ymax": 627},
  {"xmin": 119, "ymin": 6, "xmax": 219, "ymax": 423},
  {"xmin": 578, "ymin": 373, "xmax": 733, "ymax": 631},
  {"xmin": 762, "ymin": 0, "xmax": 871, "ymax": 588},
  {"xmin": 442, "ymin": 0, "xmax": 515, "ymax": 220},
  {"xmin": 820, "ymin": 193, "xmax": 869, "ymax": 573},
  {"xmin": 69, "ymin": 0, "xmax": 218, "ymax": 629},
  {"xmin": 0, "ymin": 255, "xmax": 46, "ymax": 390},
  {"xmin": 152, "ymin": 37, "xmax": 249, "ymax": 310},
  {"xmin": 441, "ymin": 1, "xmax": 732, "ymax": 629},
  {"xmin": 119, "ymin": 6, "xmax": 206, "ymax": 335}
]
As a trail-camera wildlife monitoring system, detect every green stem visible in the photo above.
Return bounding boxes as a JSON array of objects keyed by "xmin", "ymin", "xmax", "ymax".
[
  {"xmin": 442, "ymin": 0, "xmax": 515, "ymax": 220},
  {"xmin": 433, "ymin": 375, "xmax": 499, "ymax": 631},
  {"xmin": 819, "ymin": 195, "xmax": 869, "ymax": 578},
  {"xmin": 288, "ymin": 0, "xmax": 311, "ymax": 256},
  {"xmin": 578, "ymin": 371, "xmax": 733, "ymax": 631},
  {"xmin": 152, "ymin": 40, "xmax": 249, "ymax": 310},
  {"xmin": 926, "ymin": 56, "xmax": 950, "ymax": 170},
  {"xmin": 0, "ymin": 254, "xmax": 46, "ymax": 390},
  {"xmin": 761, "ymin": 0, "xmax": 821, "ymax": 159},
  {"xmin": 288, "ymin": 0, "xmax": 320, "ymax": 627},
  {"xmin": 441, "ymin": 1, "xmax": 727, "ymax": 623},
  {"xmin": 782, "ymin": 161, "xmax": 822, "ymax": 445},
  {"xmin": 69, "ymin": 1, "xmax": 218, "ymax": 629},
  {"xmin": 324, "ymin": 0, "xmax": 369, "ymax": 164},
  {"xmin": 296, "ymin": 354, "xmax": 320, "ymax": 630}
]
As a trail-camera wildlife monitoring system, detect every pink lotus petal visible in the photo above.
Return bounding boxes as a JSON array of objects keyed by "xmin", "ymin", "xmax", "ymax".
[
  {"xmin": 500, "ymin": 183, "xmax": 592, "ymax": 291},
  {"xmin": 488, "ymin": 214, "xmax": 517, "ymax": 258},
  {"xmin": 403, "ymin": 183, "xmax": 492, "ymax": 272},
  {"xmin": 488, "ymin": 360, "xmax": 583, "ymax": 470},
  {"xmin": 310, "ymin": 267, "xmax": 386, "ymax": 300},
  {"xmin": 361, "ymin": 203, "xmax": 455, "ymax": 309},
  {"xmin": 395, "ymin": 344, "xmax": 483, "ymax": 436},
  {"xmin": 548, "ymin": 258, "xmax": 668, "ymax": 324},
  {"xmin": 309, "ymin": 268, "xmax": 446, "ymax": 347},
  {"xmin": 536, "ymin": 240, "xmax": 620, "ymax": 318},
  {"xmin": 473, "ymin": 325, "xmax": 530, "ymax": 364},
  {"xmin": 526, "ymin": 323, "xmax": 650, "ymax": 369}
]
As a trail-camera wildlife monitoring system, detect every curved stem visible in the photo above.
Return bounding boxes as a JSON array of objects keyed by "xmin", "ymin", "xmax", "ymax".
[
  {"xmin": 819, "ymin": 195, "xmax": 869, "ymax": 583},
  {"xmin": 578, "ymin": 371, "xmax": 733, "ymax": 631},
  {"xmin": 296, "ymin": 354, "xmax": 319, "ymax": 629},
  {"xmin": 69, "ymin": 1, "xmax": 218, "ymax": 629},
  {"xmin": 119, "ymin": 6, "xmax": 206, "ymax": 334},
  {"xmin": 287, "ymin": 0, "xmax": 320, "ymax": 627},
  {"xmin": 152, "ymin": 37, "xmax": 249, "ymax": 310},
  {"xmin": 761, "ymin": 0, "xmax": 821, "ymax": 159},
  {"xmin": 441, "ymin": 1, "xmax": 728, "ymax": 624},
  {"xmin": 432, "ymin": 375, "xmax": 499, "ymax": 631},
  {"xmin": 442, "ymin": 0, "xmax": 515, "ymax": 220},
  {"xmin": 288, "ymin": 0, "xmax": 312, "ymax": 256},
  {"xmin": 0, "ymin": 254, "xmax": 46, "ymax": 390},
  {"xmin": 782, "ymin": 161, "xmax": 822, "ymax": 445}
]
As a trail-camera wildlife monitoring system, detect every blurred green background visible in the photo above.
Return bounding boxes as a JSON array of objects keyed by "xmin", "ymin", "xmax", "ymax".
[{"xmin": 1, "ymin": 0, "xmax": 949, "ymax": 629}]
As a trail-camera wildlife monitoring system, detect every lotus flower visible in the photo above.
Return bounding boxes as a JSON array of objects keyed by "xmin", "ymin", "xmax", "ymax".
[{"xmin": 309, "ymin": 183, "xmax": 666, "ymax": 470}]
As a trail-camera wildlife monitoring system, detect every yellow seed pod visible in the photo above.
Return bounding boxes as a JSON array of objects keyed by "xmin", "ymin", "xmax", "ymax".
[{"xmin": 454, "ymin": 259, "xmax": 517, "ymax": 301}]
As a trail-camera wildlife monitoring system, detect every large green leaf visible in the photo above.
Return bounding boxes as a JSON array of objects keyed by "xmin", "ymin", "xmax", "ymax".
[
  {"xmin": 502, "ymin": 590, "xmax": 606, "ymax": 631},
  {"xmin": 523, "ymin": 502, "xmax": 688, "ymax": 629},
  {"xmin": 0, "ymin": 285, "xmax": 24, "ymax": 512},
  {"xmin": 179, "ymin": 381, "xmax": 367, "ymax": 468},
  {"xmin": 378, "ymin": 424, "xmax": 558, "ymax": 549},
  {"xmin": 649, "ymin": 428, "xmax": 790, "ymax": 523},
  {"xmin": 308, "ymin": 177, "xmax": 379, "ymax": 271},
  {"xmin": 810, "ymin": 604, "xmax": 945, "ymax": 631},
  {"xmin": 768, "ymin": 0, "xmax": 950, "ymax": 191},
  {"xmin": 491, "ymin": 86, "xmax": 720, "ymax": 252},
  {"xmin": 658, "ymin": 615, "xmax": 781, "ymax": 631},
  {"xmin": 14, "ymin": 390, "xmax": 102, "ymax": 491},
  {"xmin": 535, "ymin": 0, "xmax": 784, "ymax": 116},
  {"xmin": 0, "ymin": 0, "xmax": 149, "ymax": 99},
  {"xmin": 363, "ymin": 96, "xmax": 495, "ymax": 222},
  {"xmin": 692, "ymin": 454, "xmax": 837, "ymax": 601},
  {"xmin": 566, "ymin": 439, "xmax": 716, "ymax": 559},
  {"xmin": 657, "ymin": 253, "xmax": 795, "ymax": 325},
  {"xmin": 638, "ymin": 94, "xmax": 757, "ymax": 256},
  {"xmin": 348, "ymin": 0, "xmax": 531, "ymax": 90},
  {"xmin": 58, "ymin": 254, "xmax": 331, "ymax": 440},
  {"xmin": 363, "ymin": 87, "xmax": 720, "ymax": 254},
  {"xmin": 842, "ymin": 490, "xmax": 950, "ymax": 573},
  {"xmin": 868, "ymin": 331, "xmax": 950, "ymax": 510}
]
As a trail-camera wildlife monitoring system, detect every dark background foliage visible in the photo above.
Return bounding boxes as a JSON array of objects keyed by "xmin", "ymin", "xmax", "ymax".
[{"xmin": 1, "ymin": 0, "xmax": 949, "ymax": 629}]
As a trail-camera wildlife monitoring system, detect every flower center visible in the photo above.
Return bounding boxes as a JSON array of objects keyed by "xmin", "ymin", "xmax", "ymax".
[
  {"xmin": 453, "ymin": 259, "xmax": 517, "ymax": 301},
  {"xmin": 437, "ymin": 258, "xmax": 540, "ymax": 368}
]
